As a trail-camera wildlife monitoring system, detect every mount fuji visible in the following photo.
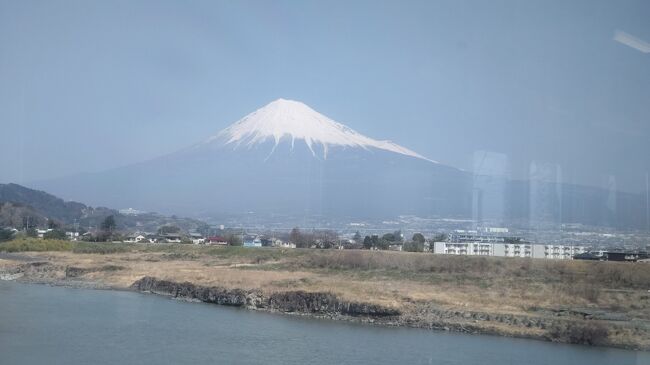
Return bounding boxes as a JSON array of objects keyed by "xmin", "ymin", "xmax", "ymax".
[
  {"xmin": 30, "ymin": 99, "xmax": 646, "ymax": 228},
  {"xmin": 207, "ymin": 98, "xmax": 434, "ymax": 163},
  {"xmin": 31, "ymin": 99, "xmax": 471, "ymax": 220}
]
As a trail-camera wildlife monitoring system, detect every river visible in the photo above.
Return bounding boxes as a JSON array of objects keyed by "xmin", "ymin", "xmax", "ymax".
[{"xmin": 0, "ymin": 281, "xmax": 647, "ymax": 365}]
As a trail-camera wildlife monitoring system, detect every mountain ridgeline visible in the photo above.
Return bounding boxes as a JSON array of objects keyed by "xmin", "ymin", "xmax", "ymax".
[
  {"xmin": 29, "ymin": 99, "xmax": 647, "ymax": 229},
  {"xmin": 0, "ymin": 183, "xmax": 93, "ymax": 227},
  {"xmin": 0, "ymin": 183, "xmax": 207, "ymax": 233}
]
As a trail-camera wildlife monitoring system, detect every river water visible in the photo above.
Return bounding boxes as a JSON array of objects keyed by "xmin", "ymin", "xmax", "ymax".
[{"xmin": 0, "ymin": 281, "xmax": 647, "ymax": 365}]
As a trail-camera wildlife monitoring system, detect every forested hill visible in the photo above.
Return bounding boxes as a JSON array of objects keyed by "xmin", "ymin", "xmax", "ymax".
[
  {"xmin": 0, "ymin": 183, "xmax": 207, "ymax": 233},
  {"xmin": 0, "ymin": 183, "xmax": 90, "ymax": 224}
]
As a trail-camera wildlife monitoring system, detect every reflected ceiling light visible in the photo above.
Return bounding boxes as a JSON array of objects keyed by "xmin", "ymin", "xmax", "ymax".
[{"xmin": 614, "ymin": 30, "xmax": 650, "ymax": 53}]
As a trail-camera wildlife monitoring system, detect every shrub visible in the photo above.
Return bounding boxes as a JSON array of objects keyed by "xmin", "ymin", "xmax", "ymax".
[
  {"xmin": 403, "ymin": 241, "xmax": 424, "ymax": 252},
  {"xmin": 412, "ymin": 233, "xmax": 425, "ymax": 244},
  {"xmin": 564, "ymin": 283, "xmax": 601, "ymax": 303},
  {"xmin": 43, "ymin": 229, "xmax": 67, "ymax": 240},
  {"xmin": 548, "ymin": 321, "xmax": 609, "ymax": 346},
  {"xmin": 227, "ymin": 234, "xmax": 243, "ymax": 246},
  {"xmin": 0, "ymin": 238, "xmax": 72, "ymax": 252},
  {"xmin": 0, "ymin": 228, "xmax": 15, "ymax": 242},
  {"xmin": 71, "ymin": 242, "xmax": 131, "ymax": 254}
]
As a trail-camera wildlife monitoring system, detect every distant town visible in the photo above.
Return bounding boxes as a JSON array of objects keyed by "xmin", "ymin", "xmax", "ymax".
[
  {"xmin": 1, "ymin": 183, "xmax": 649, "ymax": 262},
  {"xmin": 2, "ymin": 215, "xmax": 648, "ymax": 263}
]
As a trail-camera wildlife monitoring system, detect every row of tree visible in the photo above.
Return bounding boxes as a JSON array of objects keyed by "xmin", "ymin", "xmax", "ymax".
[
  {"xmin": 361, "ymin": 232, "xmax": 434, "ymax": 252},
  {"xmin": 360, "ymin": 231, "xmax": 406, "ymax": 250},
  {"xmin": 289, "ymin": 228, "xmax": 340, "ymax": 248},
  {"xmin": 0, "ymin": 226, "xmax": 68, "ymax": 241},
  {"xmin": 286, "ymin": 227, "xmax": 446, "ymax": 252}
]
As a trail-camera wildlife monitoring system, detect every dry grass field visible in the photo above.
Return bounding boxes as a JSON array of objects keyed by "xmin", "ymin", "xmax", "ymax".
[{"xmin": 1, "ymin": 240, "xmax": 649, "ymax": 349}]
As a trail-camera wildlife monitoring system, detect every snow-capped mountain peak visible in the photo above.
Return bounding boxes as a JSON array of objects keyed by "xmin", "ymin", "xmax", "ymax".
[{"xmin": 206, "ymin": 98, "xmax": 435, "ymax": 162}]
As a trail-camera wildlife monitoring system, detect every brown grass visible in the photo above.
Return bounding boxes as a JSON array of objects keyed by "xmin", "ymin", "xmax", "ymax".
[{"xmin": 2, "ymin": 245, "xmax": 649, "ymax": 349}]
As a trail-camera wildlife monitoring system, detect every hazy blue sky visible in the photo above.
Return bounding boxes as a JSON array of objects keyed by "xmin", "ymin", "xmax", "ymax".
[{"xmin": 1, "ymin": 0, "xmax": 649, "ymax": 192}]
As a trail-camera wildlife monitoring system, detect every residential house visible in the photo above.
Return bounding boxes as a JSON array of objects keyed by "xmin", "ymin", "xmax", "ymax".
[
  {"xmin": 125, "ymin": 234, "xmax": 147, "ymax": 243},
  {"xmin": 189, "ymin": 233, "xmax": 205, "ymax": 245},
  {"xmin": 36, "ymin": 229, "xmax": 52, "ymax": 238},
  {"xmin": 277, "ymin": 240, "xmax": 295, "ymax": 248},
  {"xmin": 243, "ymin": 235, "xmax": 262, "ymax": 247},
  {"xmin": 206, "ymin": 236, "xmax": 227, "ymax": 245},
  {"xmin": 159, "ymin": 233, "xmax": 182, "ymax": 243}
]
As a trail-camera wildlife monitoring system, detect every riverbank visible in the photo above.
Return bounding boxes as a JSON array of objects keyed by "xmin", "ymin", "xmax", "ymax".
[
  {"xmin": 5, "ymin": 280, "xmax": 645, "ymax": 365},
  {"xmin": 1, "ymin": 240, "xmax": 649, "ymax": 350}
]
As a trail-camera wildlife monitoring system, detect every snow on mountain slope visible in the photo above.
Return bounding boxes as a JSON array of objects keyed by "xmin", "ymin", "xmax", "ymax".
[{"xmin": 205, "ymin": 99, "xmax": 436, "ymax": 162}]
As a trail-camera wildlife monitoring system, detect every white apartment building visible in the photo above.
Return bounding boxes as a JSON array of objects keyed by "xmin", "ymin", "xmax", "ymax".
[
  {"xmin": 540, "ymin": 244, "xmax": 586, "ymax": 259},
  {"xmin": 432, "ymin": 241, "xmax": 586, "ymax": 260},
  {"xmin": 438, "ymin": 242, "xmax": 494, "ymax": 256}
]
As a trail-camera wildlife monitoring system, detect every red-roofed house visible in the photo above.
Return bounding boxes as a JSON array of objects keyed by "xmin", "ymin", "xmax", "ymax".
[{"xmin": 206, "ymin": 236, "xmax": 227, "ymax": 245}]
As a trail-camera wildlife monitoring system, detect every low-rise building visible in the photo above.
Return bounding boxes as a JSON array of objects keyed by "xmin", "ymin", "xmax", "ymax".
[
  {"xmin": 159, "ymin": 233, "xmax": 182, "ymax": 243},
  {"xmin": 243, "ymin": 235, "xmax": 262, "ymax": 247},
  {"xmin": 274, "ymin": 239, "xmax": 295, "ymax": 248},
  {"xmin": 539, "ymin": 244, "xmax": 586, "ymax": 259},
  {"xmin": 36, "ymin": 229, "xmax": 52, "ymax": 238},
  {"xmin": 388, "ymin": 244, "xmax": 403, "ymax": 251},
  {"xmin": 124, "ymin": 234, "xmax": 147, "ymax": 243},
  {"xmin": 189, "ymin": 233, "xmax": 205, "ymax": 244},
  {"xmin": 432, "ymin": 241, "xmax": 586, "ymax": 260},
  {"xmin": 206, "ymin": 236, "xmax": 227, "ymax": 245}
]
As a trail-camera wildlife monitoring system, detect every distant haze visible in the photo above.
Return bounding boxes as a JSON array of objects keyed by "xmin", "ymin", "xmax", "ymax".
[
  {"xmin": 1, "ymin": 0, "xmax": 649, "ymax": 193},
  {"xmin": 29, "ymin": 99, "xmax": 648, "ymax": 230}
]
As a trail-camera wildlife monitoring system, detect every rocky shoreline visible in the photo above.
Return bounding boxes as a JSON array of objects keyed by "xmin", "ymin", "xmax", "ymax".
[
  {"xmin": 1, "ymin": 259, "xmax": 647, "ymax": 351},
  {"xmin": 127, "ymin": 276, "xmax": 551, "ymax": 340},
  {"xmin": 132, "ymin": 276, "xmax": 400, "ymax": 317},
  {"xmin": 127, "ymin": 276, "xmax": 570, "ymax": 343}
]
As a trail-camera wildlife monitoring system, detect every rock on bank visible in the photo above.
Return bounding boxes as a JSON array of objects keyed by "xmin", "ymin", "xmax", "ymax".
[{"xmin": 131, "ymin": 276, "xmax": 401, "ymax": 318}]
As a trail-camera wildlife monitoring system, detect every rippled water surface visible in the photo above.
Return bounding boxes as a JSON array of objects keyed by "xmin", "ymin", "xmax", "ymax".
[{"xmin": 0, "ymin": 281, "xmax": 647, "ymax": 365}]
